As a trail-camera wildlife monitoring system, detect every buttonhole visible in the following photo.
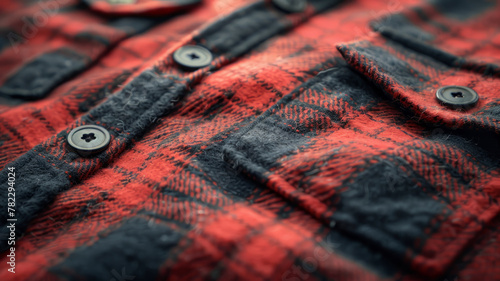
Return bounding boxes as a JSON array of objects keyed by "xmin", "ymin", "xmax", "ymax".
[
  {"xmin": 187, "ymin": 53, "xmax": 200, "ymax": 60},
  {"xmin": 81, "ymin": 133, "xmax": 96, "ymax": 142},
  {"xmin": 451, "ymin": 91, "xmax": 464, "ymax": 98}
]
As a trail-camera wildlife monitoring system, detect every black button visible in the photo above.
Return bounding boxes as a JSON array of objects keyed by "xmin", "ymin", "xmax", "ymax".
[
  {"xmin": 173, "ymin": 45, "xmax": 213, "ymax": 69},
  {"xmin": 67, "ymin": 125, "xmax": 111, "ymax": 157},
  {"xmin": 436, "ymin": 86, "xmax": 478, "ymax": 109},
  {"xmin": 272, "ymin": 0, "xmax": 307, "ymax": 13}
]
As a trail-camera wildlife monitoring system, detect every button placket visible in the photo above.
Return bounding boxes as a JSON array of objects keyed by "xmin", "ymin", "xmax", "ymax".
[{"xmin": 0, "ymin": 0, "xmax": 342, "ymax": 249}]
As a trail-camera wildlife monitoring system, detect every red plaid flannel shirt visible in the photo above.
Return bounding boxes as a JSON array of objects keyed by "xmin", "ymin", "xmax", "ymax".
[{"xmin": 0, "ymin": 0, "xmax": 499, "ymax": 280}]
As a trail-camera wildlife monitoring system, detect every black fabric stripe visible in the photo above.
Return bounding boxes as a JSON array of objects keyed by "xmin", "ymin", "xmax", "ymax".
[
  {"xmin": 430, "ymin": 0, "xmax": 496, "ymax": 20},
  {"xmin": 0, "ymin": 47, "xmax": 89, "ymax": 99},
  {"xmin": 107, "ymin": 16, "xmax": 171, "ymax": 34},
  {"xmin": 0, "ymin": 30, "xmax": 13, "ymax": 53},
  {"xmin": 194, "ymin": 0, "xmax": 343, "ymax": 58},
  {"xmin": 49, "ymin": 217, "xmax": 185, "ymax": 281},
  {"xmin": 370, "ymin": 1, "xmax": 500, "ymax": 76}
]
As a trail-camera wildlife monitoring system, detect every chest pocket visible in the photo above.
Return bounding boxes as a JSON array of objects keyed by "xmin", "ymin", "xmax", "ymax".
[{"xmin": 222, "ymin": 22, "xmax": 500, "ymax": 277}]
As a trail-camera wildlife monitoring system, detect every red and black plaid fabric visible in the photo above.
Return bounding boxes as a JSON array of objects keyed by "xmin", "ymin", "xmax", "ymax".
[{"xmin": 0, "ymin": 0, "xmax": 499, "ymax": 280}]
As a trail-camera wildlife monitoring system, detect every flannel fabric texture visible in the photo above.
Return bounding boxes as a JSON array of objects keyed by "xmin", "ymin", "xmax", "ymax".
[{"xmin": 0, "ymin": 0, "xmax": 499, "ymax": 280}]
